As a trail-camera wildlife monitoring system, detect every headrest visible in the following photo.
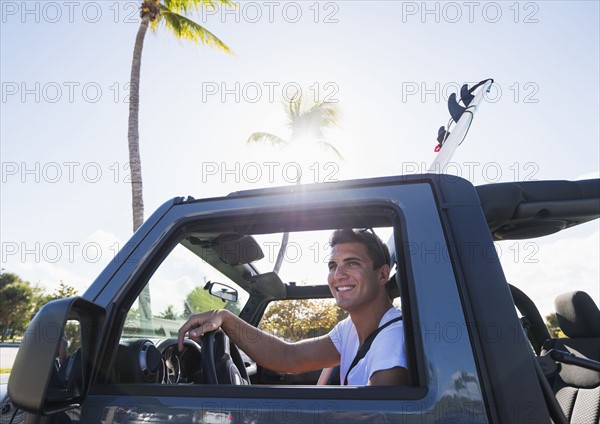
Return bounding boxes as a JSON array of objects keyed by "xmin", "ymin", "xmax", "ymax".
[{"xmin": 555, "ymin": 291, "xmax": 600, "ymax": 338}]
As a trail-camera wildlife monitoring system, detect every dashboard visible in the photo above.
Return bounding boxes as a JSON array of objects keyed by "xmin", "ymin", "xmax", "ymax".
[
  {"xmin": 114, "ymin": 338, "xmax": 203, "ymax": 384},
  {"xmin": 113, "ymin": 338, "xmax": 256, "ymax": 384}
]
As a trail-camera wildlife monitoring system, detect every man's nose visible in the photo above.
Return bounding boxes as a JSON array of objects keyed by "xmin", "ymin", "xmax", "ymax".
[{"xmin": 334, "ymin": 265, "xmax": 349, "ymax": 280}]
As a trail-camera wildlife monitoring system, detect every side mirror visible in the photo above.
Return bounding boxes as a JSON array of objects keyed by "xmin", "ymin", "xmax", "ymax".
[
  {"xmin": 7, "ymin": 297, "xmax": 105, "ymax": 415},
  {"xmin": 204, "ymin": 282, "xmax": 238, "ymax": 302}
]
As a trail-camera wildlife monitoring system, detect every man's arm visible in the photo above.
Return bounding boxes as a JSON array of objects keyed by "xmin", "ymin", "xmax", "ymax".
[
  {"xmin": 317, "ymin": 366, "xmax": 335, "ymax": 385},
  {"xmin": 178, "ymin": 309, "xmax": 340, "ymax": 374},
  {"xmin": 368, "ymin": 367, "xmax": 408, "ymax": 386}
]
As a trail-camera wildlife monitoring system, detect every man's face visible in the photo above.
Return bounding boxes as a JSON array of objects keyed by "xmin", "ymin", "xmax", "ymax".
[{"xmin": 327, "ymin": 242, "xmax": 387, "ymax": 313}]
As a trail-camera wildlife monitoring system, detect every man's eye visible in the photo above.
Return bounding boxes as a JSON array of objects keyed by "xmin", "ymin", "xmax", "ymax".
[{"xmin": 328, "ymin": 264, "xmax": 336, "ymax": 271}]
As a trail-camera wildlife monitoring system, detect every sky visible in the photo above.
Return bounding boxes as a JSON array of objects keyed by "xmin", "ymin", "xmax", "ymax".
[{"xmin": 1, "ymin": 0, "xmax": 599, "ymax": 318}]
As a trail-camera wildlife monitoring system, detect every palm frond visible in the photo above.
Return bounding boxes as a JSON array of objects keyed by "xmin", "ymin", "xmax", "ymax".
[
  {"xmin": 248, "ymin": 94, "xmax": 343, "ymax": 160},
  {"xmin": 285, "ymin": 94, "xmax": 302, "ymax": 122},
  {"xmin": 153, "ymin": 8, "xmax": 232, "ymax": 53},
  {"xmin": 162, "ymin": 0, "xmax": 237, "ymax": 14},
  {"xmin": 247, "ymin": 132, "xmax": 288, "ymax": 146},
  {"xmin": 311, "ymin": 102, "xmax": 340, "ymax": 129},
  {"xmin": 317, "ymin": 140, "xmax": 344, "ymax": 160}
]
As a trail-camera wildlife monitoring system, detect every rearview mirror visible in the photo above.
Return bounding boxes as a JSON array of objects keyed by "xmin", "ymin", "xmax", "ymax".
[
  {"xmin": 204, "ymin": 282, "xmax": 238, "ymax": 302},
  {"xmin": 7, "ymin": 297, "xmax": 105, "ymax": 415}
]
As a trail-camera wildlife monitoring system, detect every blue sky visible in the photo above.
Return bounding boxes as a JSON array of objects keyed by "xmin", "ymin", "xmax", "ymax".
[{"xmin": 1, "ymin": 1, "xmax": 598, "ymax": 317}]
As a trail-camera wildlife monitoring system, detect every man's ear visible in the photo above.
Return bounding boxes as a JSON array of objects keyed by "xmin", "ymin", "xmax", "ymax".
[{"xmin": 378, "ymin": 264, "xmax": 390, "ymax": 285}]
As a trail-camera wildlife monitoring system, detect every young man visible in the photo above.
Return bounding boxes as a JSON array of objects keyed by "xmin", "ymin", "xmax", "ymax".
[{"xmin": 177, "ymin": 229, "xmax": 408, "ymax": 386}]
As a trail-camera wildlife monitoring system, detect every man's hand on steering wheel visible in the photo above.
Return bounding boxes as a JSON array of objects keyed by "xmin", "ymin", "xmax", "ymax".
[
  {"xmin": 178, "ymin": 309, "xmax": 231, "ymax": 352},
  {"xmin": 178, "ymin": 310, "xmax": 249, "ymax": 385}
]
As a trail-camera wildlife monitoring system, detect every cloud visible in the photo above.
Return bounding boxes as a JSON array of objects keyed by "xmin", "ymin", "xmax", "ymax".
[
  {"xmin": 12, "ymin": 261, "xmax": 89, "ymax": 294},
  {"xmin": 5, "ymin": 229, "xmax": 124, "ymax": 296},
  {"xmin": 576, "ymin": 171, "xmax": 600, "ymax": 180},
  {"xmin": 500, "ymin": 228, "xmax": 600, "ymax": 318},
  {"xmin": 84, "ymin": 229, "xmax": 124, "ymax": 250}
]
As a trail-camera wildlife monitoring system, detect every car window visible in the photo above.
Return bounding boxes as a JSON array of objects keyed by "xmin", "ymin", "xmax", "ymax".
[
  {"xmin": 121, "ymin": 243, "xmax": 250, "ymax": 341},
  {"xmin": 251, "ymin": 228, "xmax": 395, "ymax": 287},
  {"xmin": 259, "ymin": 298, "xmax": 347, "ymax": 342},
  {"xmin": 259, "ymin": 297, "xmax": 401, "ymax": 343},
  {"xmin": 108, "ymin": 209, "xmax": 414, "ymax": 390}
]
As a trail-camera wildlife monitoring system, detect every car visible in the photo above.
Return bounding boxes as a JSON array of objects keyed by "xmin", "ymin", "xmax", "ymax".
[
  {"xmin": 196, "ymin": 410, "xmax": 234, "ymax": 424},
  {"xmin": 4, "ymin": 173, "xmax": 600, "ymax": 423}
]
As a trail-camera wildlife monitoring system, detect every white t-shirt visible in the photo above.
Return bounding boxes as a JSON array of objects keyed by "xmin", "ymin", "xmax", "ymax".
[{"xmin": 328, "ymin": 307, "xmax": 406, "ymax": 385}]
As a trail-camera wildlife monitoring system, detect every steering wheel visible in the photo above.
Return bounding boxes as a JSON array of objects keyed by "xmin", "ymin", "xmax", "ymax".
[{"xmin": 201, "ymin": 329, "xmax": 250, "ymax": 385}]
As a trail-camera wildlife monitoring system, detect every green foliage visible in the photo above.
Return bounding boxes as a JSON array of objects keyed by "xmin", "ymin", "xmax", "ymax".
[
  {"xmin": 0, "ymin": 273, "xmax": 78, "ymax": 342},
  {"xmin": 32, "ymin": 281, "xmax": 79, "ymax": 317},
  {"xmin": 246, "ymin": 132, "xmax": 288, "ymax": 147},
  {"xmin": 545, "ymin": 312, "xmax": 566, "ymax": 338},
  {"xmin": 32, "ymin": 285, "xmax": 53, "ymax": 313},
  {"xmin": 156, "ymin": 9, "xmax": 232, "ymax": 52},
  {"xmin": 141, "ymin": 0, "xmax": 235, "ymax": 52},
  {"xmin": 63, "ymin": 320, "xmax": 82, "ymax": 356},
  {"xmin": 127, "ymin": 306, "xmax": 141, "ymax": 321},
  {"xmin": 123, "ymin": 305, "xmax": 143, "ymax": 337},
  {"xmin": 224, "ymin": 299, "xmax": 242, "ymax": 315},
  {"xmin": 0, "ymin": 272, "xmax": 20, "ymax": 288},
  {"xmin": 53, "ymin": 281, "xmax": 78, "ymax": 298},
  {"xmin": 183, "ymin": 286, "xmax": 227, "ymax": 316},
  {"xmin": 0, "ymin": 275, "xmax": 33, "ymax": 342},
  {"xmin": 259, "ymin": 299, "xmax": 346, "ymax": 342},
  {"xmin": 157, "ymin": 304, "xmax": 178, "ymax": 320}
]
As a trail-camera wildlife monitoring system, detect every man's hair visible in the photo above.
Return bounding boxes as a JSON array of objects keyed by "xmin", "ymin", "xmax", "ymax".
[{"xmin": 329, "ymin": 229, "xmax": 391, "ymax": 270}]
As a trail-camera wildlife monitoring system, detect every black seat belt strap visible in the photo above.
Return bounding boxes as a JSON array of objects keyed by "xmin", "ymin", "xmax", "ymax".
[{"xmin": 343, "ymin": 316, "xmax": 402, "ymax": 385}]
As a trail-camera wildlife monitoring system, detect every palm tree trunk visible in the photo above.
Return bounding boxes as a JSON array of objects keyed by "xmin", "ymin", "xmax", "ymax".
[
  {"xmin": 272, "ymin": 232, "xmax": 289, "ymax": 274},
  {"xmin": 129, "ymin": 15, "xmax": 152, "ymax": 328},
  {"xmin": 272, "ymin": 177, "xmax": 301, "ymax": 274},
  {"xmin": 128, "ymin": 15, "xmax": 149, "ymax": 233}
]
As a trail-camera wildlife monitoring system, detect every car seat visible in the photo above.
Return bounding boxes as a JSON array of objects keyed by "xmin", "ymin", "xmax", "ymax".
[{"xmin": 541, "ymin": 291, "xmax": 600, "ymax": 423}]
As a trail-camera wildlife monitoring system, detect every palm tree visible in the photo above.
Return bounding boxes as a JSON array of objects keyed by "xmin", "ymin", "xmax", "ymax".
[
  {"xmin": 247, "ymin": 95, "xmax": 343, "ymax": 164},
  {"xmin": 128, "ymin": 0, "xmax": 234, "ymax": 233},
  {"xmin": 158, "ymin": 304, "xmax": 178, "ymax": 320},
  {"xmin": 128, "ymin": 0, "xmax": 234, "ymax": 328},
  {"xmin": 247, "ymin": 95, "xmax": 342, "ymax": 274}
]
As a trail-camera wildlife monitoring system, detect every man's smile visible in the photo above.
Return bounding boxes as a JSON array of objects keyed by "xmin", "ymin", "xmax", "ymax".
[{"xmin": 335, "ymin": 285, "xmax": 356, "ymax": 292}]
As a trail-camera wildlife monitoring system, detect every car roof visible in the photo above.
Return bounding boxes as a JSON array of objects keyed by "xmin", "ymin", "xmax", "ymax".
[
  {"xmin": 476, "ymin": 179, "xmax": 600, "ymax": 240},
  {"xmin": 180, "ymin": 178, "xmax": 600, "ymax": 300}
]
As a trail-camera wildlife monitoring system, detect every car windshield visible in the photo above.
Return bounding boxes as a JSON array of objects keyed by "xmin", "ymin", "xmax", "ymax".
[{"xmin": 121, "ymin": 243, "xmax": 250, "ymax": 340}]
